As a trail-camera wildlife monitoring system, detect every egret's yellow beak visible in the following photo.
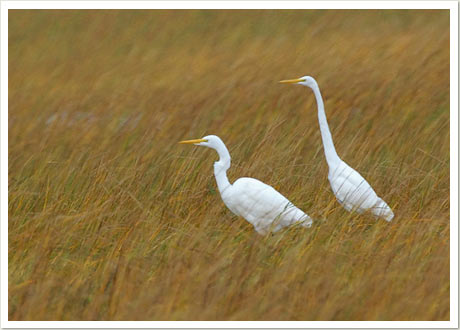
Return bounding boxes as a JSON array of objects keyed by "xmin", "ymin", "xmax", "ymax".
[
  {"xmin": 279, "ymin": 78, "xmax": 306, "ymax": 84},
  {"xmin": 178, "ymin": 138, "xmax": 208, "ymax": 144}
]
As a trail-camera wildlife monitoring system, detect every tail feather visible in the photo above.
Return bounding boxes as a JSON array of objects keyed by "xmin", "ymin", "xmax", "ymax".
[{"xmin": 373, "ymin": 198, "xmax": 394, "ymax": 222}]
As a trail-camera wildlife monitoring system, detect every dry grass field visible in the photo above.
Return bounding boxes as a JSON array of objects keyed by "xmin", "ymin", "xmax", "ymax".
[{"xmin": 8, "ymin": 10, "xmax": 450, "ymax": 320}]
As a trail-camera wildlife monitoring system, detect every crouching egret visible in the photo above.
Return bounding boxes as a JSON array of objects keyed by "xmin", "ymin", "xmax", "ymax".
[
  {"xmin": 280, "ymin": 76, "xmax": 394, "ymax": 222},
  {"xmin": 179, "ymin": 135, "xmax": 313, "ymax": 235}
]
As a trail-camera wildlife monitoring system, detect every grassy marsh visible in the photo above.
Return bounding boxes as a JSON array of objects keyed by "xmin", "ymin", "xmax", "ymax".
[{"xmin": 8, "ymin": 10, "xmax": 450, "ymax": 320}]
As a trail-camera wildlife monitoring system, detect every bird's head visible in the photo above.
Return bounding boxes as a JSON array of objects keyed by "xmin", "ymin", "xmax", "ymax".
[
  {"xmin": 178, "ymin": 135, "xmax": 222, "ymax": 149},
  {"xmin": 279, "ymin": 75, "xmax": 317, "ymax": 88},
  {"xmin": 179, "ymin": 135, "xmax": 230, "ymax": 169}
]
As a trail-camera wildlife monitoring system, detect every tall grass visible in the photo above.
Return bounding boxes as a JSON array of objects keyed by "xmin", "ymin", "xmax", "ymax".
[{"xmin": 8, "ymin": 10, "xmax": 450, "ymax": 320}]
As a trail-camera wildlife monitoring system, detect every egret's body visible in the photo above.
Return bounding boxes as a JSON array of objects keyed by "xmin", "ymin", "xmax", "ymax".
[
  {"xmin": 280, "ymin": 76, "xmax": 394, "ymax": 221},
  {"xmin": 180, "ymin": 135, "xmax": 312, "ymax": 235}
]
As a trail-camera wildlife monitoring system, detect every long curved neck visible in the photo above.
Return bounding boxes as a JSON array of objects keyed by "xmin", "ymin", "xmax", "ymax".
[
  {"xmin": 310, "ymin": 82, "xmax": 341, "ymax": 168},
  {"xmin": 212, "ymin": 141, "xmax": 232, "ymax": 194}
]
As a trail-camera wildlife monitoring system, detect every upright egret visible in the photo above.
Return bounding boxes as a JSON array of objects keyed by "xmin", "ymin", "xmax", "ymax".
[
  {"xmin": 280, "ymin": 76, "xmax": 394, "ymax": 222},
  {"xmin": 179, "ymin": 135, "xmax": 313, "ymax": 235}
]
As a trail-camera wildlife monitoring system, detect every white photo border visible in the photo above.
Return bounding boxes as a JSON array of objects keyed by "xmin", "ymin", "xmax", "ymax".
[{"xmin": 2, "ymin": 1, "xmax": 458, "ymax": 328}]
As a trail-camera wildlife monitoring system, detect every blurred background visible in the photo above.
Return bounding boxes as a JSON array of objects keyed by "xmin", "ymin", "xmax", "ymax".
[{"xmin": 9, "ymin": 10, "xmax": 450, "ymax": 320}]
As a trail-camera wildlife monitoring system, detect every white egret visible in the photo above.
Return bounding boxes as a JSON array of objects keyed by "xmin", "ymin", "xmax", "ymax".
[
  {"xmin": 179, "ymin": 135, "xmax": 313, "ymax": 235},
  {"xmin": 280, "ymin": 76, "xmax": 394, "ymax": 222}
]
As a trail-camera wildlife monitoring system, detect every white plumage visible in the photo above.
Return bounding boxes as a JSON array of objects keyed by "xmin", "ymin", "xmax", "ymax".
[
  {"xmin": 179, "ymin": 135, "xmax": 312, "ymax": 235},
  {"xmin": 280, "ymin": 76, "xmax": 394, "ymax": 222}
]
